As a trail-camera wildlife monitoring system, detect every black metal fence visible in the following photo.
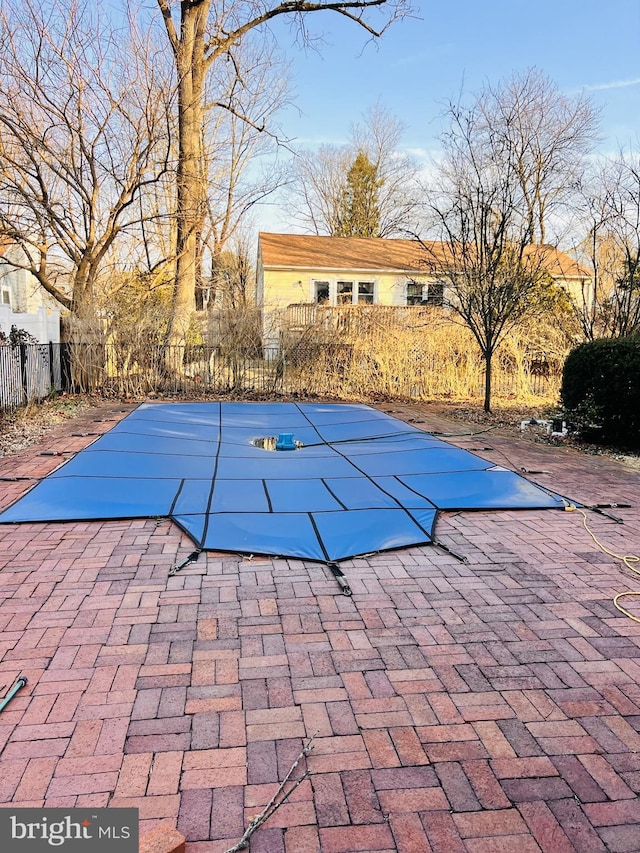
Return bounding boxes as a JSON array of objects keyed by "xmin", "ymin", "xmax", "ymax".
[
  {"xmin": 0, "ymin": 343, "xmax": 291, "ymax": 409},
  {"xmin": 0, "ymin": 341, "xmax": 561, "ymax": 411},
  {"xmin": 65, "ymin": 343, "xmax": 287, "ymax": 398}
]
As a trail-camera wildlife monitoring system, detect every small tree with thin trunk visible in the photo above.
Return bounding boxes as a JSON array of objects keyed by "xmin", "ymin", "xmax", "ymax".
[
  {"xmin": 426, "ymin": 100, "xmax": 566, "ymax": 412},
  {"xmin": 600, "ymin": 150, "xmax": 640, "ymax": 337},
  {"xmin": 571, "ymin": 149, "xmax": 640, "ymax": 340},
  {"xmin": 199, "ymin": 40, "xmax": 290, "ymax": 309}
]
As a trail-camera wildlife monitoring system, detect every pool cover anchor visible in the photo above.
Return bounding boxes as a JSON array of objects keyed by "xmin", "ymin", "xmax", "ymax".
[
  {"xmin": 0, "ymin": 675, "xmax": 28, "ymax": 714},
  {"xmin": 433, "ymin": 539, "xmax": 469, "ymax": 564},
  {"xmin": 588, "ymin": 503, "xmax": 631, "ymax": 524},
  {"xmin": 327, "ymin": 562, "xmax": 352, "ymax": 596},
  {"xmin": 0, "ymin": 476, "xmax": 42, "ymax": 482},
  {"xmin": 169, "ymin": 549, "xmax": 202, "ymax": 576}
]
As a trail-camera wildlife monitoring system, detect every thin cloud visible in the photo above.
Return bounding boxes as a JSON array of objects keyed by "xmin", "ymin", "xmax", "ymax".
[{"xmin": 582, "ymin": 77, "xmax": 640, "ymax": 92}]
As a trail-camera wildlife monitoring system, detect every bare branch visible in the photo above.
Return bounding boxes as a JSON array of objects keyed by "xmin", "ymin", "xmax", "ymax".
[
  {"xmin": 223, "ymin": 736, "xmax": 316, "ymax": 853},
  {"xmin": 0, "ymin": 0, "xmax": 173, "ymax": 321},
  {"xmin": 425, "ymin": 73, "xmax": 593, "ymax": 410},
  {"xmin": 155, "ymin": 0, "xmax": 180, "ymax": 57},
  {"xmin": 204, "ymin": 0, "xmax": 400, "ymax": 63}
]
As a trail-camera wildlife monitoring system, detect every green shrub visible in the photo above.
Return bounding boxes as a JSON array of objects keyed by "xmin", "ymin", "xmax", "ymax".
[{"xmin": 561, "ymin": 336, "xmax": 640, "ymax": 447}]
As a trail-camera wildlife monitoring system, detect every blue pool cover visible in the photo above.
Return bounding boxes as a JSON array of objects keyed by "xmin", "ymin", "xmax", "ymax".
[{"xmin": 0, "ymin": 402, "xmax": 567, "ymax": 562}]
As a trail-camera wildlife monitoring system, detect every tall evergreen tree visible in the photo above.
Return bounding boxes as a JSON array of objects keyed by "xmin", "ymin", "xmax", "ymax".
[
  {"xmin": 335, "ymin": 151, "xmax": 383, "ymax": 237},
  {"xmin": 289, "ymin": 106, "xmax": 420, "ymax": 237}
]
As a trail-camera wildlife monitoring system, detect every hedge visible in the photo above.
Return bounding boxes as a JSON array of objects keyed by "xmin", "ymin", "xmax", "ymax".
[{"xmin": 561, "ymin": 336, "xmax": 640, "ymax": 447}]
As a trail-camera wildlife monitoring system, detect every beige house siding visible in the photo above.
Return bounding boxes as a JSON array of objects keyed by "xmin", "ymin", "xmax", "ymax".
[
  {"xmin": 260, "ymin": 267, "xmax": 435, "ymax": 312},
  {"xmin": 257, "ymin": 233, "xmax": 593, "ymax": 346},
  {"xmin": 560, "ymin": 276, "xmax": 594, "ymax": 307}
]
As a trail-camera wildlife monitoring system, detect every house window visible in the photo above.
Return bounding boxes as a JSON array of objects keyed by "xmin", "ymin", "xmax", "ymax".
[
  {"xmin": 1, "ymin": 289, "xmax": 10, "ymax": 307},
  {"xmin": 337, "ymin": 281, "xmax": 353, "ymax": 304},
  {"xmin": 406, "ymin": 281, "xmax": 445, "ymax": 307},
  {"xmin": 337, "ymin": 280, "xmax": 376, "ymax": 305},
  {"xmin": 406, "ymin": 282, "xmax": 424, "ymax": 305},
  {"xmin": 426, "ymin": 281, "xmax": 445, "ymax": 306},
  {"xmin": 357, "ymin": 281, "xmax": 375, "ymax": 304},
  {"xmin": 313, "ymin": 280, "xmax": 330, "ymax": 304},
  {"xmin": 312, "ymin": 279, "xmax": 377, "ymax": 306}
]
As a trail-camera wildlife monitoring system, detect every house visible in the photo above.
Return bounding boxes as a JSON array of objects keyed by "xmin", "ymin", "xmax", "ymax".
[
  {"xmin": 0, "ymin": 238, "xmax": 62, "ymax": 342},
  {"xmin": 256, "ymin": 232, "xmax": 591, "ymax": 345}
]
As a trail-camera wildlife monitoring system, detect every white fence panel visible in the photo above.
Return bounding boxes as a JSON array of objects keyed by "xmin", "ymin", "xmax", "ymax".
[
  {"xmin": 0, "ymin": 346, "xmax": 23, "ymax": 408},
  {"xmin": 0, "ymin": 344, "xmax": 64, "ymax": 410}
]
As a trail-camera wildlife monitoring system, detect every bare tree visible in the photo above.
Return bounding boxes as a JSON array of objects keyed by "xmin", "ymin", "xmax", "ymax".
[
  {"xmin": 575, "ymin": 150, "xmax": 640, "ymax": 339},
  {"xmin": 210, "ymin": 238, "xmax": 255, "ymax": 310},
  {"xmin": 199, "ymin": 39, "xmax": 291, "ymax": 309},
  {"xmin": 478, "ymin": 68, "xmax": 599, "ymax": 244},
  {"xmin": 570, "ymin": 166, "xmax": 618, "ymax": 340},
  {"xmin": 288, "ymin": 103, "xmax": 420, "ymax": 236},
  {"xmin": 288, "ymin": 144, "xmax": 353, "ymax": 235},
  {"xmin": 0, "ymin": 0, "xmax": 171, "ymax": 327},
  {"xmin": 602, "ymin": 150, "xmax": 640, "ymax": 336},
  {"xmin": 156, "ymin": 0, "xmax": 411, "ymax": 347},
  {"xmin": 426, "ymin": 100, "xmax": 567, "ymax": 412}
]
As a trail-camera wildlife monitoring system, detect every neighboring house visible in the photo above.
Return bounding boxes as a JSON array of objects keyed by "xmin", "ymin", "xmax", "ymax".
[
  {"xmin": 0, "ymin": 238, "xmax": 62, "ymax": 342},
  {"xmin": 256, "ymin": 232, "xmax": 591, "ymax": 345}
]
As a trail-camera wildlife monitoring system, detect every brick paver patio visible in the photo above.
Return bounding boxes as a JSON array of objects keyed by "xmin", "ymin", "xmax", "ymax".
[{"xmin": 0, "ymin": 401, "xmax": 639, "ymax": 852}]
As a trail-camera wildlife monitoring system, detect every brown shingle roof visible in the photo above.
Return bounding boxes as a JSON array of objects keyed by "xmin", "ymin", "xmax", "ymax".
[
  {"xmin": 258, "ymin": 233, "xmax": 590, "ymax": 279},
  {"xmin": 259, "ymin": 233, "xmax": 446, "ymax": 272},
  {"xmin": 526, "ymin": 244, "xmax": 590, "ymax": 279}
]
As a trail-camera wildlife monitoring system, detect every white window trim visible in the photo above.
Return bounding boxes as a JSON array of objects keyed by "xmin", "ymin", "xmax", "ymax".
[
  {"xmin": 311, "ymin": 279, "xmax": 331, "ymax": 305},
  {"xmin": 310, "ymin": 278, "xmax": 377, "ymax": 306},
  {"xmin": 406, "ymin": 280, "xmax": 445, "ymax": 307}
]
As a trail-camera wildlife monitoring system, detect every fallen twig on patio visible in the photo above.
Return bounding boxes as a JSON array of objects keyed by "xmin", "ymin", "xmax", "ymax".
[{"xmin": 223, "ymin": 735, "xmax": 316, "ymax": 853}]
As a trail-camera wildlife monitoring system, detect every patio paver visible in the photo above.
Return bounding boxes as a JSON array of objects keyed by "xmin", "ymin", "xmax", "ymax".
[{"xmin": 1, "ymin": 400, "xmax": 639, "ymax": 852}]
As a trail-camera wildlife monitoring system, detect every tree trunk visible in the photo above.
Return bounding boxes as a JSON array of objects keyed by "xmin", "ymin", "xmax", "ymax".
[
  {"xmin": 164, "ymin": 3, "xmax": 208, "ymax": 348},
  {"xmin": 166, "ymin": 83, "xmax": 200, "ymax": 346},
  {"xmin": 70, "ymin": 261, "xmax": 99, "ymax": 329},
  {"xmin": 483, "ymin": 350, "xmax": 493, "ymax": 413}
]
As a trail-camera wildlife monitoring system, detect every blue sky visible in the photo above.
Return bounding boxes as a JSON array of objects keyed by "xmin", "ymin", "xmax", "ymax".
[
  {"xmin": 255, "ymin": 0, "xmax": 640, "ymax": 231},
  {"xmin": 116, "ymin": 0, "xmax": 640, "ymax": 234},
  {"xmin": 271, "ymin": 0, "xmax": 640, "ymax": 149}
]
